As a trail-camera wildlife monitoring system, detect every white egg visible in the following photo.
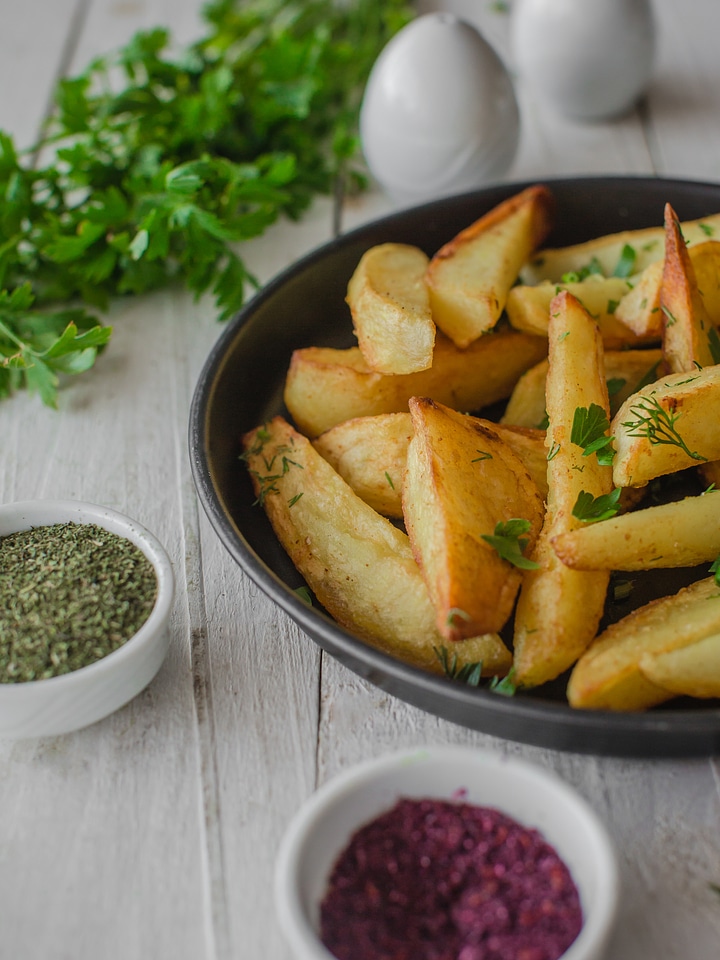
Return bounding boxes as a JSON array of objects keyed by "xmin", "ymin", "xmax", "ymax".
[{"xmin": 359, "ymin": 13, "xmax": 520, "ymax": 205}]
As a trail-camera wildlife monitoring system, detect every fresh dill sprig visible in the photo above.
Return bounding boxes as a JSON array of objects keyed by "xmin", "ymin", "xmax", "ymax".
[{"xmin": 621, "ymin": 395, "xmax": 707, "ymax": 462}]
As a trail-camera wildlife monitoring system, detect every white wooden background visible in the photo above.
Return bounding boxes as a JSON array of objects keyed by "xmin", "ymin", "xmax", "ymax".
[{"xmin": 1, "ymin": 1, "xmax": 719, "ymax": 958}]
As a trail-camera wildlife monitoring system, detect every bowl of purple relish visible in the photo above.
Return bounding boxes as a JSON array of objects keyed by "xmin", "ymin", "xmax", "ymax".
[{"xmin": 275, "ymin": 747, "xmax": 618, "ymax": 960}]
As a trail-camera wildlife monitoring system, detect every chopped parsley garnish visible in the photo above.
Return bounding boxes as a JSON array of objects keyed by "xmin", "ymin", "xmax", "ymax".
[
  {"xmin": 661, "ymin": 304, "xmax": 678, "ymax": 327},
  {"xmin": 699, "ymin": 223, "xmax": 715, "ymax": 237},
  {"xmin": 607, "ymin": 299, "xmax": 619, "ymax": 315},
  {"xmin": 295, "ymin": 586, "xmax": 313, "ymax": 605},
  {"xmin": 571, "ymin": 403, "xmax": 615, "ymax": 465},
  {"xmin": 572, "ymin": 488, "xmax": 622, "ymax": 523},
  {"xmin": 613, "ymin": 244, "xmax": 637, "ymax": 278},
  {"xmin": 560, "ymin": 257, "xmax": 603, "ymax": 283},
  {"xmin": 710, "ymin": 556, "xmax": 720, "ymax": 586},
  {"xmin": 708, "ymin": 327, "xmax": 720, "ymax": 364},
  {"xmin": 481, "ymin": 519, "xmax": 540, "ymax": 569}
]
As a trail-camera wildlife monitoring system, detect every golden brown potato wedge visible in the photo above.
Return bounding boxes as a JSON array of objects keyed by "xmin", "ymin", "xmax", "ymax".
[
  {"xmin": 313, "ymin": 412, "xmax": 413, "ymax": 518},
  {"xmin": 314, "ymin": 412, "xmax": 549, "ymax": 518},
  {"xmin": 612, "ymin": 365, "xmax": 720, "ymax": 487},
  {"xmin": 425, "ymin": 185, "xmax": 554, "ymax": 347},
  {"xmin": 506, "ymin": 276, "xmax": 656, "ymax": 348},
  {"xmin": 551, "ymin": 489, "xmax": 720, "ymax": 571},
  {"xmin": 660, "ymin": 203, "xmax": 716, "ymax": 372},
  {"xmin": 512, "ymin": 291, "xmax": 613, "ymax": 688},
  {"xmin": 403, "ymin": 399, "xmax": 544, "ymax": 641},
  {"xmin": 690, "ymin": 239, "xmax": 720, "ymax": 325},
  {"xmin": 614, "ymin": 260, "xmax": 664, "ymax": 337},
  {"xmin": 284, "ymin": 330, "xmax": 547, "ymax": 438},
  {"xmin": 521, "ymin": 212, "xmax": 720, "ymax": 285},
  {"xmin": 638, "ymin": 632, "xmax": 720, "ymax": 699},
  {"xmin": 567, "ymin": 576, "xmax": 720, "ymax": 711},
  {"xmin": 242, "ymin": 416, "xmax": 512, "ymax": 675},
  {"xmin": 619, "ymin": 241, "xmax": 720, "ymax": 338},
  {"xmin": 346, "ymin": 242, "xmax": 435, "ymax": 375},
  {"xmin": 501, "ymin": 349, "xmax": 664, "ymax": 429}
]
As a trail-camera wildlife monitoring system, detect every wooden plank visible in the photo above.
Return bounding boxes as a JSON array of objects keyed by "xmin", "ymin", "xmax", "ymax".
[{"xmin": 0, "ymin": 0, "xmax": 81, "ymax": 149}]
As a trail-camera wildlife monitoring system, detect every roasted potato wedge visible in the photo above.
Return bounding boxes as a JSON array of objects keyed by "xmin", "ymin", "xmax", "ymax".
[
  {"xmin": 616, "ymin": 241, "xmax": 720, "ymax": 338},
  {"xmin": 506, "ymin": 276, "xmax": 655, "ymax": 348},
  {"xmin": 521, "ymin": 212, "xmax": 720, "ymax": 285},
  {"xmin": 284, "ymin": 330, "xmax": 547, "ymax": 438},
  {"xmin": 346, "ymin": 242, "xmax": 435, "ymax": 375},
  {"xmin": 661, "ymin": 203, "xmax": 716, "ymax": 372},
  {"xmin": 313, "ymin": 412, "xmax": 413, "ymax": 518},
  {"xmin": 567, "ymin": 577, "xmax": 720, "ymax": 710},
  {"xmin": 513, "ymin": 292, "xmax": 613, "ymax": 688},
  {"xmin": 242, "ymin": 416, "xmax": 512, "ymax": 674},
  {"xmin": 403, "ymin": 399, "xmax": 544, "ymax": 640},
  {"xmin": 614, "ymin": 260, "xmax": 664, "ymax": 336},
  {"xmin": 638, "ymin": 632, "xmax": 720, "ymax": 699},
  {"xmin": 551, "ymin": 489, "xmax": 720, "ymax": 570},
  {"xmin": 501, "ymin": 348, "xmax": 663, "ymax": 429},
  {"xmin": 612, "ymin": 365, "xmax": 720, "ymax": 487},
  {"xmin": 425, "ymin": 185, "xmax": 554, "ymax": 347},
  {"xmin": 314, "ymin": 412, "xmax": 548, "ymax": 518},
  {"xmin": 690, "ymin": 239, "xmax": 720, "ymax": 325}
]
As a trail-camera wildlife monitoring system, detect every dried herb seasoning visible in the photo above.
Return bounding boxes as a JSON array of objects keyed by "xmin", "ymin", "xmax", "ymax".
[
  {"xmin": 320, "ymin": 797, "xmax": 582, "ymax": 960},
  {"xmin": 0, "ymin": 522, "xmax": 157, "ymax": 682}
]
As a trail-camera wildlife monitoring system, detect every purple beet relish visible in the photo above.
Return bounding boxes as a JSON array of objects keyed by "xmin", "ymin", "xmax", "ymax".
[{"xmin": 319, "ymin": 796, "xmax": 582, "ymax": 960}]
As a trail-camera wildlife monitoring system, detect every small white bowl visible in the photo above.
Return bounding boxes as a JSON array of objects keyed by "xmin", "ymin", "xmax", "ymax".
[
  {"xmin": 0, "ymin": 499, "xmax": 174, "ymax": 739},
  {"xmin": 275, "ymin": 747, "xmax": 619, "ymax": 960}
]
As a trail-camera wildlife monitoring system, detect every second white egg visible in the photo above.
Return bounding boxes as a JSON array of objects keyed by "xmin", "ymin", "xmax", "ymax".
[{"xmin": 359, "ymin": 14, "xmax": 520, "ymax": 205}]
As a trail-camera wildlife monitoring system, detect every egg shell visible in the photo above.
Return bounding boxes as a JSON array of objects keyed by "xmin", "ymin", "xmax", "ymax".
[{"xmin": 360, "ymin": 14, "xmax": 520, "ymax": 204}]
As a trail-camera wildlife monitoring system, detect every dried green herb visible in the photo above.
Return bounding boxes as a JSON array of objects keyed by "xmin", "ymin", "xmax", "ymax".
[{"xmin": 0, "ymin": 522, "xmax": 157, "ymax": 682}]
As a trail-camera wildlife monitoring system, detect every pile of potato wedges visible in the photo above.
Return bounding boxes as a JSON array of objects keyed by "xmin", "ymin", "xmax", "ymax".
[{"xmin": 243, "ymin": 185, "xmax": 720, "ymax": 711}]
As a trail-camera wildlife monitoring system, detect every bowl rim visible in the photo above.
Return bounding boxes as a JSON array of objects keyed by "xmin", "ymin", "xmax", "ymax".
[
  {"xmin": 274, "ymin": 745, "xmax": 620, "ymax": 960},
  {"xmin": 0, "ymin": 498, "xmax": 174, "ymax": 692},
  {"xmin": 189, "ymin": 174, "xmax": 720, "ymax": 757}
]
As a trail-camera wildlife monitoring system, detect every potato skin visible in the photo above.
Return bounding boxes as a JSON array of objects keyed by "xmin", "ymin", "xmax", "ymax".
[
  {"xmin": 284, "ymin": 330, "xmax": 547, "ymax": 438},
  {"xmin": 243, "ymin": 416, "xmax": 512, "ymax": 675},
  {"xmin": 402, "ymin": 399, "xmax": 544, "ymax": 640},
  {"xmin": 426, "ymin": 185, "xmax": 554, "ymax": 347}
]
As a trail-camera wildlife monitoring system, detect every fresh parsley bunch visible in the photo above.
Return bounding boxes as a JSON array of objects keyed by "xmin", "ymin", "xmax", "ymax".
[{"xmin": 0, "ymin": 0, "xmax": 412, "ymax": 406}]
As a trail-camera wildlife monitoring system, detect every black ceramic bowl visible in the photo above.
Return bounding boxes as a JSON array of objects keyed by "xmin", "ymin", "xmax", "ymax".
[{"xmin": 189, "ymin": 176, "xmax": 720, "ymax": 757}]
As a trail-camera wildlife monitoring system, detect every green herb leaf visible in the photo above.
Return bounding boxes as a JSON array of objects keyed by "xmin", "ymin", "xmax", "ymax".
[
  {"xmin": 622, "ymin": 395, "xmax": 707, "ymax": 462},
  {"xmin": 434, "ymin": 645, "xmax": 483, "ymax": 686},
  {"xmin": 613, "ymin": 244, "xmax": 637, "ymax": 278},
  {"xmin": 560, "ymin": 257, "xmax": 603, "ymax": 283},
  {"xmin": 0, "ymin": 0, "xmax": 413, "ymax": 405},
  {"xmin": 488, "ymin": 668, "xmax": 517, "ymax": 696},
  {"xmin": 572, "ymin": 488, "xmax": 622, "ymax": 523},
  {"xmin": 710, "ymin": 555, "xmax": 720, "ymax": 586},
  {"xmin": 570, "ymin": 403, "xmax": 615, "ymax": 465},
  {"xmin": 481, "ymin": 518, "xmax": 540, "ymax": 569},
  {"xmin": 708, "ymin": 327, "xmax": 720, "ymax": 364}
]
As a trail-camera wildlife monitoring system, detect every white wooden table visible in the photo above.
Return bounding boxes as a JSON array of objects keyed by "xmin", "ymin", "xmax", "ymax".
[{"xmin": 1, "ymin": 2, "xmax": 719, "ymax": 958}]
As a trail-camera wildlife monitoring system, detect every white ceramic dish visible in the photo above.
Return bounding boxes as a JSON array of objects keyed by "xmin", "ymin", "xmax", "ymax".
[
  {"xmin": 0, "ymin": 499, "xmax": 174, "ymax": 739},
  {"xmin": 275, "ymin": 747, "xmax": 619, "ymax": 960}
]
